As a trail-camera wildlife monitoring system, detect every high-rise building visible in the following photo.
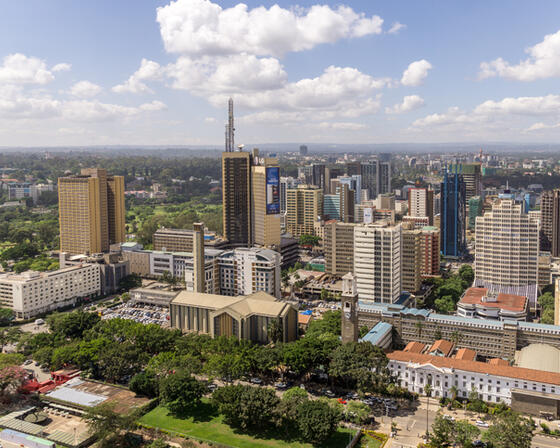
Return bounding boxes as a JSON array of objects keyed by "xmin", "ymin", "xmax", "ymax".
[
  {"xmin": 279, "ymin": 177, "xmax": 297, "ymax": 214},
  {"xmin": 222, "ymin": 151, "xmax": 252, "ymax": 247},
  {"xmin": 402, "ymin": 224, "xmax": 423, "ymax": 293},
  {"xmin": 251, "ymin": 152, "xmax": 281, "ymax": 248},
  {"xmin": 467, "ymin": 196, "xmax": 484, "ymax": 230},
  {"xmin": 474, "ymin": 199, "xmax": 539, "ymax": 289},
  {"xmin": 421, "ymin": 226, "xmax": 440, "ymax": 278},
  {"xmin": 311, "ymin": 164, "xmax": 329, "ymax": 193},
  {"xmin": 408, "ymin": 187, "xmax": 434, "ymax": 225},
  {"xmin": 339, "ymin": 174, "xmax": 362, "ymax": 206},
  {"xmin": 440, "ymin": 167, "xmax": 466, "ymax": 258},
  {"xmin": 541, "ymin": 190, "xmax": 560, "ymax": 255},
  {"xmin": 451, "ymin": 163, "xmax": 482, "ymax": 200},
  {"xmin": 58, "ymin": 168, "xmax": 125, "ymax": 255},
  {"xmin": 153, "ymin": 225, "xmax": 206, "ymax": 293},
  {"xmin": 361, "ymin": 162, "xmax": 377, "ymax": 199},
  {"xmin": 341, "ymin": 273, "xmax": 359, "ymax": 343},
  {"xmin": 324, "ymin": 221, "xmax": 355, "ymax": 276},
  {"xmin": 337, "ymin": 183, "xmax": 355, "ymax": 223},
  {"xmin": 285, "ymin": 185, "xmax": 323, "ymax": 237},
  {"xmin": 377, "ymin": 161, "xmax": 392, "ymax": 195},
  {"xmin": 299, "ymin": 145, "xmax": 308, "ymax": 156},
  {"xmin": 218, "ymin": 247, "xmax": 281, "ymax": 298},
  {"xmin": 354, "ymin": 221, "xmax": 402, "ymax": 303},
  {"xmin": 346, "ymin": 161, "xmax": 361, "ymax": 177}
]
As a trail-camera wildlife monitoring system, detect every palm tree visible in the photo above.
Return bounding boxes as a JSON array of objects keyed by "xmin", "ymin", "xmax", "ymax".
[
  {"xmin": 424, "ymin": 383, "xmax": 432, "ymax": 438},
  {"xmin": 415, "ymin": 321, "xmax": 424, "ymax": 339},
  {"xmin": 450, "ymin": 385, "xmax": 458, "ymax": 403},
  {"xmin": 450, "ymin": 330, "xmax": 462, "ymax": 347}
]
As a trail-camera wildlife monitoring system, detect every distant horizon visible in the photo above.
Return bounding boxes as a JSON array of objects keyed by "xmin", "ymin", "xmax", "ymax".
[{"xmin": 1, "ymin": 141, "xmax": 560, "ymax": 155}]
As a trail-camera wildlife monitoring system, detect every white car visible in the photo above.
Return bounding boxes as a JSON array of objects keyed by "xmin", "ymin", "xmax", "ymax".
[{"xmin": 475, "ymin": 420, "xmax": 489, "ymax": 428}]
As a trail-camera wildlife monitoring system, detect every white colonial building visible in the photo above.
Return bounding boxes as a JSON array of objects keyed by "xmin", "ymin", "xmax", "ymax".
[{"xmin": 387, "ymin": 350, "xmax": 560, "ymax": 405}]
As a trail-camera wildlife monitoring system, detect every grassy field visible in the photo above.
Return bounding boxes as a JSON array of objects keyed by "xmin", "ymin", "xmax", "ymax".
[{"xmin": 139, "ymin": 401, "xmax": 356, "ymax": 448}]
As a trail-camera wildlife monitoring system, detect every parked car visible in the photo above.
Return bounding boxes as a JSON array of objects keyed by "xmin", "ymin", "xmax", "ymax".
[
  {"xmin": 274, "ymin": 382, "xmax": 288, "ymax": 390},
  {"xmin": 250, "ymin": 377, "xmax": 263, "ymax": 385},
  {"xmin": 475, "ymin": 420, "xmax": 489, "ymax": 428}
]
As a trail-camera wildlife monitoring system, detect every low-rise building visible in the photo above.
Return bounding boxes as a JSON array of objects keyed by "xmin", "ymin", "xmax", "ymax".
[
  {"xmin": 0, "ymin": 264, "xmax": 101, "ymax": 319},
  {"xmin": 457, "ymin": 287, "xmax": 528, "ymax": 321},
  {"xmin": 388, "ymin": 349, "xmax": 560, "ymax": 417},
  {"xmin": 170, "ymin": 290, "xmax": 298, "ymax": 344}
]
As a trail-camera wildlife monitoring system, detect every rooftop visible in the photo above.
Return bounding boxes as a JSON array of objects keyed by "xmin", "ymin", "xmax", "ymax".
[
  {"xmin": 403, "ymin": 341, "xmax": 426, "ymax": 354},
  {"xmin": 428, "ymin": 339, "xmax": 454, "ymax": 357},
  {"xmin": 361, "ymin": 322, "xmax": 392, "ymax": 345},
  {"xmin": 388, "ymin": 350, "xmax": 560, "ymax": 386},
  {"xmin": 454, "ymin": 348, "xmax": 477, "ymax": 361},
  {"xmin": 459, "ymin": 287, "xmax": 527, "ymax": 313}
]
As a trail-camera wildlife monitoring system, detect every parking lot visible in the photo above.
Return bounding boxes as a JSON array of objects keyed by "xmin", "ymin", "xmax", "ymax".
[{"xmin": 100, "ymin": 302, "xmax": 169, "ymax": 326}]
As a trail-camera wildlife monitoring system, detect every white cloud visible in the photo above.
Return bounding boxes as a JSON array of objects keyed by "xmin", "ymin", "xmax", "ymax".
[
  {"xmin": 113, "ymin": 59, "xmax": 163, "ymax": 93},
  {"xmin": 166, "ymin": 54, "xmax": 287, "ymax": 94},
  {"xmin": 401, "ymin": 59, "xmax": 432, "ymax": 86},
  {"xmin": 525, "ymin": 122, "xmax": 560, "ymax": 132},
  {"xmin": 412, "ymin": 94, "xmax": 560, "ymax": 134},
  {"xmin": 0, "ymin": 53, "xmax": 55, "ymax": 84},
  {"xmin": 388, "ymin": 22, "xmax": 406, "ymax": 34},
  {"xmin": 204, "ymin": 117, "xmax": 216, "ymax": 123},
  {"xmin": 0, "ymin": 85, "xmax": 166, "ymax": 122},
  {"xmin": 385, "ymin": 95, "xmax": 424, "ymax": 114},
  {"xmin": 52, "ymin": 63, "xmax": 71, "ymax": 72},
  {"xmin": 69, "ymin": 80, "xmax": 102, "ymax": 98},
  {"xmin": 479, "ymin": 30, "xmax": 560, "ymax": 81},
  {"xmin": 156, "ymin": 0, "xmax": 383, "ymax": 58},
  {"xmin": 473, "ymin": 94, "xmax": 560, "ymax": 116},
  {"xmin": 318, "ymin": 121, "xmax": 367, "ymax": 130}
]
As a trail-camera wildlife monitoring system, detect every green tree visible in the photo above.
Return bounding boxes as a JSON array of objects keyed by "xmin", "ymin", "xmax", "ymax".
[
  {"xmin": 0, "ymin": 307, "xmax": 14, "ymax": 325},
  {"xmin": 346, "ymin": 400, "xmax": 371, "ymax": 425},
  {"xmin": 538, "ymin": 292, "xmax": 555, "ymax": 310},
  {"xmin": 359, "ymin": 325, "xmax": 369, "ymax": 338},
  {"xmin": 542, "ymin": 308, "xmax": 555, "ymax": 324},
  {"xmin": 129, "ymin": 371, "xmax": 159, "ymax": 398},
  {"xmin": 296, "ymin": 399, "xmax": 341, "ymax": 445},
  {"xmin": 458, "ymin": 265, "xmax": 474, "ymax": 286},
  {"xmin": 159, "ymin": 370, "xmax": 205, "ymax": 415},
  {"xmin": 299, "ymin": 234, "xmax": 320, "ymax": 246},
  {"xmin": 483, "ymin": 412, "xmax": 534, "ymax": 448},
  {"xmin": 84, "ymin": 402, "xmax": 136, "ymax": 448},
  {"xmin": 455, "ymin": 420, "xmax": 480, "ymax": 447}
]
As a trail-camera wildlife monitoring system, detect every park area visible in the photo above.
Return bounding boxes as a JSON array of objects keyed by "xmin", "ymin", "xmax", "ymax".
[{"xmin": 139, "ymin": 401, "xmax": 356, "ymax": 448}]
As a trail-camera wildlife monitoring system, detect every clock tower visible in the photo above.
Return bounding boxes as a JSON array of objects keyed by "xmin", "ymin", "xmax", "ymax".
[{"xmin": 341, "ymin": 272, "xmax": 359, "ymax": 343}]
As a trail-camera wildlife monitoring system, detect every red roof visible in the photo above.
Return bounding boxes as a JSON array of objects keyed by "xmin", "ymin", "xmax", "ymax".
[
  {"xmin": 404, "ymin": 341, "xmax": 426, "ymax": 353},
  {"xmin": 488, "ymin": 358, "xmax": 509, "ymax": 366},
  {"xmin": 455, "ymin": 348, "xmax": 477, "ymax": 361},
  {"xmin": 428, "ymin": 339, "xmax": 454, "ymax": 357},
  {"xmin": 388, "ymin": 350, "xmax": 560, "ymax": 385},
  {"xmin": 460, "ymin": 287, "xmax": 527, "ymax": 313}
]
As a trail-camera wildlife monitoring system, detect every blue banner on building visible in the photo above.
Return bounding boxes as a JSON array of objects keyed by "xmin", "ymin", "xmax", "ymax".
[{"xmin": 266, "ymin": 167, "xmax": 280, "ymax": 215}]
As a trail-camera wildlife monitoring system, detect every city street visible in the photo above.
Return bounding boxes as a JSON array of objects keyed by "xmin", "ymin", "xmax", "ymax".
[{"xmin": 375, "ymin": 397, "xmax": 560, "ymax": 448}]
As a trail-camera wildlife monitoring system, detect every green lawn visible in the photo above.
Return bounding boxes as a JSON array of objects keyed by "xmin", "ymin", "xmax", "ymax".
[{"xmin": 139, "ymin": 401, "xmax": 355, "ymax": 448}]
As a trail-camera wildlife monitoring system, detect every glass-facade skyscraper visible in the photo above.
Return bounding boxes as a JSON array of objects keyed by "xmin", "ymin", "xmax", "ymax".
[{"xmin": 440, "ymin": 165, "xmax": 466, "ymax": 258}]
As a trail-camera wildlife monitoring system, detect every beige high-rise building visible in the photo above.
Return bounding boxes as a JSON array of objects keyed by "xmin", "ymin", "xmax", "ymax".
[
  {"xmin": 408, "ymin": 188, "xmax": 434, "ymax": 225},
  {"xmin": 474, "ymin": 199, "xmax": 539, "ymax": 288},
  {"xmin": 354, "ymin": 221, "xmax": 402, "ymax": 303},
  {"xmin": 286, "ymin": 185, "xmax": 323, "ymax": 237},
  {"xmin": 402, "ymin": 224, "xmax": 423, "ymax": 293},
  {"xmin": 324, "ymin": 221, "xmax": 355, "ymax": 276},
  {"xmin": 251, "ymin": 156, "xmax": 281, "ymax": 248},
  {"xmin": 58, "ymin": 168, "xmax": 125, "ymax": 255}
]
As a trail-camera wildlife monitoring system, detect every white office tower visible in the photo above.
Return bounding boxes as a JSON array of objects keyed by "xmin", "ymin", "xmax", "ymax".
[
  {"xmin": 474, "ymin": 199, "xmax": 540, "ymax": 288},
  {"xmin": 354, "ymin": 221, "xmax": 402, "ymax": 304},
  {"xmin": 218, "ymin": 247, "xmax": 281, "ymax": 298}
]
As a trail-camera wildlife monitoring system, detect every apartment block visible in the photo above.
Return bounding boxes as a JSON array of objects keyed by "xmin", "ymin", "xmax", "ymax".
[
  {"xmin": 408, "ymin": 187, "xmax": 434, "ymax": 225},
  {"xmin": 402, "ymin": 224, "xmax": 423, "ymax": 293},
  {"xmin": 222, "ymin": 151, "xmax": 252, "ymax": 247}
]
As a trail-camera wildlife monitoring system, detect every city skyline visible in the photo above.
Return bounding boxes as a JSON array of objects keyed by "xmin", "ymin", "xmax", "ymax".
[{"xmin": 1, "ymin": 0, "xmax": 560, "ymax": 146}]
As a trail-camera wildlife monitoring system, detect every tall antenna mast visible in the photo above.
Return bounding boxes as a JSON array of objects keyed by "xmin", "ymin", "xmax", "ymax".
[{"xmin": 225, "ymin": 97, "xmax": 235, "ymax": 152}]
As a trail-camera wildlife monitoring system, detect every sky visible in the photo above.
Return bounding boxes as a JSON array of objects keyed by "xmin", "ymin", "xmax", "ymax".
[{"xmin": 1, "ymin": 0, "xmax": 560, "ymax": 147}]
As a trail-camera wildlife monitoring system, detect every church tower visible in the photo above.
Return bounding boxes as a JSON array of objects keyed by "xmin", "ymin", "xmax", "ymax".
[{"xmin": 341, "ymin": 272, "xmax": 359, "ymax": 343}]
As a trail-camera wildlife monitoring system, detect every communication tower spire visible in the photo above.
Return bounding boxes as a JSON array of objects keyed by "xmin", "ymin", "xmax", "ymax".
[{"xmin": 225, "ymin": 97, "xmax": 235, "ymax": 152}]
